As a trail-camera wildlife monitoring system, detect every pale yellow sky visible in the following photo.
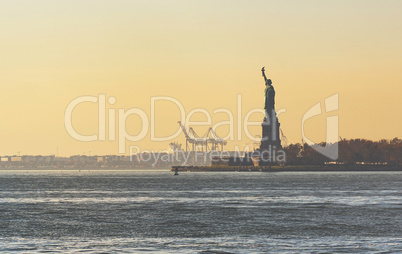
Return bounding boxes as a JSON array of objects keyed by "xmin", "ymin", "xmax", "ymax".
[{"xmin": 0, "ymin": 0, "xmax": 401, "ymax": 156}]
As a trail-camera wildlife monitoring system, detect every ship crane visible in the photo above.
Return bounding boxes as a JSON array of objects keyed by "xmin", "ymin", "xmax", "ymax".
[
  {"xmin": 202, "ymin": 127, "xmax": 227, "ymax": 152},
  {"xmin": 178, "ymin": 121, "xmax": 227, "ymax": 152}
]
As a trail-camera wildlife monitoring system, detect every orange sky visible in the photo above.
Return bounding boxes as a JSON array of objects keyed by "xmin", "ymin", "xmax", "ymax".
[{"xmin": 0, "ymin": 1, "xmax": 401, "ymax": 156}]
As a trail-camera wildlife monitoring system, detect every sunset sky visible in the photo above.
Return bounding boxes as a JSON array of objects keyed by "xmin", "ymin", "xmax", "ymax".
[{"xmin": 1, "ymin": 0, "xmax": 401, "ymax": 156}]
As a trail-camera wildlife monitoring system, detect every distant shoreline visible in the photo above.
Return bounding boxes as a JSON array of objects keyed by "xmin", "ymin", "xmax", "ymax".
[
  {"xmin": 0, "ymin": 167, "xmax": 169, "ymax": 170},
  {"xmin": 171, "ymin": 165, "xmax": 402, "ymax": 172},
  {"xmin": 0, "ymin": 165, "xmax": 401, "ymax": 172}
]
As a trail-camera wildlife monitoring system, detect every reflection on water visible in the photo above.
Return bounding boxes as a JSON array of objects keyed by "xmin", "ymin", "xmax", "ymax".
[{"xmin": 0, "ymin": 170, "xmax": 401, "ymax": 253}]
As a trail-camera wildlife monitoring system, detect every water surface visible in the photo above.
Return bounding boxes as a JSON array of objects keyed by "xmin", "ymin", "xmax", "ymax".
[{"xmin": 0, "ymin": 170, "xmax": 401, "ymax": 253}]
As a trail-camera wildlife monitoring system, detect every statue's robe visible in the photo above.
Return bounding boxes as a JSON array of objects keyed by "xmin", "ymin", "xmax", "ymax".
[{"xmin": 264, "ymin": 84, "xmax": 275, "ymax": 118}]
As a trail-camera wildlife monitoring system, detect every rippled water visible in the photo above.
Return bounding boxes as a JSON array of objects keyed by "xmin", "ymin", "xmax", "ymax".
[{"xmin": 0, "ymin": 170, "xmax": 401, "ymax": 253}]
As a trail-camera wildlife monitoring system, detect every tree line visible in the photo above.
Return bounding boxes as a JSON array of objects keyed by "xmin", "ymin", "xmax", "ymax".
[{"xmin": 284, "ymin": 138, "xmax": 402, "ymax": 165}]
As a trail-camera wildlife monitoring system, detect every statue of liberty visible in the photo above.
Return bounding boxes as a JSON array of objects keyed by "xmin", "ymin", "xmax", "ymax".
[
  {"xmin": 261, "ymin": 66, "xmax": 276, "ymax": 121},
  {"xmin": 259, "ymin": 66, "xmax": 282, "ymax": 165}
]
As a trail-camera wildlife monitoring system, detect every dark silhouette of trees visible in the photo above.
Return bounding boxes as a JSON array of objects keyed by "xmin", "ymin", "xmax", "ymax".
[{"xmin": 284, "ymin": 138, "xmax": 402, "ymax": 165}]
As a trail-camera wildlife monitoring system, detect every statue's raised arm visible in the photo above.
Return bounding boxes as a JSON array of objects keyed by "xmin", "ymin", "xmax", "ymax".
[
  {"xmin": 262, "ymin": 66, "xmax": 275, "ymax": 120},
  {"xmin": 261, "ymin": 66, "xmax": 268, "ymax": 82}
]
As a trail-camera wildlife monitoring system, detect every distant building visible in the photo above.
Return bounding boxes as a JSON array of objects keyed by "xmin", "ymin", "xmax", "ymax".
[{"xmin": 11, "ymin": 156, "xmax": 22, "ymax": 162}]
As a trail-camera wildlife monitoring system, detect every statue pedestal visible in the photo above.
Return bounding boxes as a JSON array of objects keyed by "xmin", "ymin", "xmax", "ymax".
[{"xmin": 259, "ymin": 117, "xmax": 282, "ymax": 166}]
